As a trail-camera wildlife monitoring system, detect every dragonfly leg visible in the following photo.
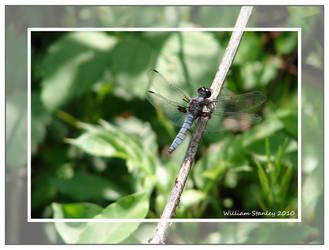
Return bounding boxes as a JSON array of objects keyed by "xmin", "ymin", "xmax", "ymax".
[
  {"xmin": 183, "ymin": 97, "xmax": 190, "ymax": 103},
  {"xmin": 178, "ymin": 106, "xmax": 187, "ymax": 113}
]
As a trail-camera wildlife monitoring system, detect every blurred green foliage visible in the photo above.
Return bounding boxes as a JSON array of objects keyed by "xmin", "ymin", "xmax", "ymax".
[{"xmin": 31, "ymin": 30, "xmax": 298, "ymax": 230}]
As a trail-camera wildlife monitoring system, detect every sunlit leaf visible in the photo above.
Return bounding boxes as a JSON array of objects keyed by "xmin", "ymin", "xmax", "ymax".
[
  {"xmin": 40, "ymin": 32, "xmax": 117, "ymax": 110},
  {"xmin": 77, "ymin": 192, "xmax": 149, "ymax": 243},
  {"xmin": 94, "ymin": 191, "xmax": 149, "ymax": 219},
  {"xmin": 114, "ymin": 117, "xmax": 158, "ymax": 156},
  {"xmin": 180, "ymin": 189, "xmax": 206, "ymax": 211},
  {"xmin": 53, "ymin": 192, "xmax": 149, "ymax": 244},
  {"xmin": 67, "ymin": 121, "xmax": 156, "ymax": 176}
]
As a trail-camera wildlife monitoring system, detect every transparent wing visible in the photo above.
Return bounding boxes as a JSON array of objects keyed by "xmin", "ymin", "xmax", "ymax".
[
  {"xmin": 214, "ymin": 91, "xmax": 267, "ymax": 114},
  {"xmin": 147, "ymin": 69, "xmax": 191, "ymax": 105},
  {"xmin": 146, "ymin": 90, "xmax": 187, "ymax": 127},
  {"xmin": 205, "ymin": 91, "xmax": 266, "ymax": 132},
  {"xmin": 146, "ymin": 69, "xmax": 191, "ymax": 127},
  {"xmin": 205, "ymin": 112, "xmax": 263, "ymax": 132}
]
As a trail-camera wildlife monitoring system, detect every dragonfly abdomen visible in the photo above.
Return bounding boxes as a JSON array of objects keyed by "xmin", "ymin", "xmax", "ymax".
[{"xmin": 168, "ymin": 113, "xmax": 195, "ymax": 153}]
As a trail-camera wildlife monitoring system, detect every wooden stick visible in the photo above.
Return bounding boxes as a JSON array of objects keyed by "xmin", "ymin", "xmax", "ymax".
[{"xmin": 148, "ymin": 6, "xmax": 254, "ymax": 244}]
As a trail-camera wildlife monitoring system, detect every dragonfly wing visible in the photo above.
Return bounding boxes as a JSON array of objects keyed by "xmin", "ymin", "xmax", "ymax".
[
  {"xmin": 215, "ymin": 91, "xmax": 266, "ymax": 113},
  {"xmin": 147, "ymin": 69, "xmax": 191, "ymax": 104},
  {"xmin": 146, "ymin": 90, "xmax": 187, "ymax": 127},
  {"xmin": 205, "ymin": 112, "xmax": 262, "ymax": 132}
]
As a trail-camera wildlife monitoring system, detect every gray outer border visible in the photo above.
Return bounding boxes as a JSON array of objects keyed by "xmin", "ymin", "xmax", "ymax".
[{"xmin": 4, "ymin": 5, "xmax": 324, "ymax": 244}]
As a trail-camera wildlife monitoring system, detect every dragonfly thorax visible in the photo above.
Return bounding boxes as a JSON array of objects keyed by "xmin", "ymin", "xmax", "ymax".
[{"xmin": 187, "ymin": 96, "xmax": 207, "ymax": 117}]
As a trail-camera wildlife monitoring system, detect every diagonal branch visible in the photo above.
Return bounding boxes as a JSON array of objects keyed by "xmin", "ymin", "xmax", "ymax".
[{"xmin": 148, "ymin": 6, "xmax": 254, "ymax": 244}]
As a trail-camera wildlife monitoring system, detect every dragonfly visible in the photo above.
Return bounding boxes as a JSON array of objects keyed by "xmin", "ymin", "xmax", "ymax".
[{"xmin": 146, "ymin": 69, "xmax": 266, "ymax": 154}]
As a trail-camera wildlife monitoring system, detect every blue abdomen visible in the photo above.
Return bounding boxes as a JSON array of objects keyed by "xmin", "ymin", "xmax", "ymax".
[{"xmin": 168, "ymin": 113, "xmax": 195, "ymax": 153}]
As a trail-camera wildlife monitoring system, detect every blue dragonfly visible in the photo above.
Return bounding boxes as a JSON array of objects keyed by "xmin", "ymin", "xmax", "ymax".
[{"xmin": 146, "ymin": 69, "xmax": 266, "ymax": 153}]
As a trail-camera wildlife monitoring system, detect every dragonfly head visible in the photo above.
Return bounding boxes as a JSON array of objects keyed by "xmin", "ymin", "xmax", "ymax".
[{"xmin": 198, "ymin": 87, "xmax": 211, "ymax": 98}]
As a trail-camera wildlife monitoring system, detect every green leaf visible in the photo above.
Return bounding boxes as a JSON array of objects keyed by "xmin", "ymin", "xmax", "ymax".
[
  {"xmin": 67, "ymin": 130, "xmax": 124, "ymax": 157},
  {"xmin": 51, "ymin": 170, "xmax": 127, "ymax": 201},
  {"xmin": 277, "ymin": 104, "xmax": 298, "ymax": 138},
  {"xmin": 54, "ymin": 222, "xmax": 87, "ymax": 244},
  {"xmin": 274, "ymin": 145, "xmax": 283, "ymax": 181},
  {"xmin": 180, "ymin": 189, "xmax": 206, "ymax": 211},
  {"xmin": 67, "ymin": 121, "xmax": 156, "ymax": 175},
  {"xmin": 238, "ymin": 61, "xmax": 263, "ymax": 89},
  {"xmin": 52, "ymin": 202, "xmax": 103, "ymax": 218},
  {"xmin": 280, "ymin": 165, "xmax": 293, "ymax": 202},
  {"xmin": 153, "ymin": 32, "xmax": 222, "ymax": 98},
  {"xmin": 240, "ymin": 118, "xmax": 284, "ymax": 148},
  {"xmin": 234, "ymin": 32, "xmax": 263, "ymax": 64},
  {"xmin": 40, "ymin": 31, "xmax": 117, "ymax": 110},
  {"xmin": 77, "ymin": 222, "xmax": 144, "ymax": 244},
  {"xmin": 281, "ymin": 114, "xmax": 298, "ymax": 138},
  {"xmin": 237, "ymin": 55, "xmax": 281, "ymax": 90},
  {"xmin": 193, "ymin": 146, "xmax": 223, "ymax": 189},
  {"xmin": 114, "ymin": 117, "xmax": 158, "ymax": 156},
  {"xmin": 219, "ymin": 118, "xmax": 284, "ymax": 162},
  {"xmin": 274, "ymin": 32, "xmax": 298, "ymax": 54},
  {"xmin": 260, "ymin": 55, "xmax": 281, "ymax": 85},
  {"xmin": 52, "ymin": 203, "xmax": 99, "ymax": 244},
  {"xmin": 111, "ymin": 31, "xmax": 221, "ymax": 101},
  {"xmin": 265, "ymin": 138, "xmax": 271, "ymax": 163},
  {"xmin": 54, "ymin": 192, "xmax": 149, "ymax": 244},
  {"xmin": 77, "ymin": 192, "xmax": 149, "ymax": 243},
  {"xmin": 202, "ymin": 165, "xmax": 226, "ymax": 181},
  {"xmin": 94, "ymin": 191, "xmax": 149, "ymax": 219},
  {"xmin": 110, "ymin": 35, "xmax": 157, "ymax": 100},
  {"xmin": 120, "ymin": 233, "xmax": 142, "ymax": 244},
  {"xmin": 255, "ymin": 161, "xmax": 272, "ymax": 204}
]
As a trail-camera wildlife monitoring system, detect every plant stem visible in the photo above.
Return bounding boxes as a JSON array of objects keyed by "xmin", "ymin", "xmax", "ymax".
[{"xmin": 148, "ymin": 6, "xmax": 254, "ymax": 244}]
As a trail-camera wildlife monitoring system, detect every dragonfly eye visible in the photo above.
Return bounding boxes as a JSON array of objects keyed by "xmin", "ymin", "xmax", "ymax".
[
  {"xmin": 198, "ymin": 87, "xmax": 211, "ymax": 98},
  {"xmin": 205, "ymin": 89, "xmax": 211, "ymax": 98}
]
